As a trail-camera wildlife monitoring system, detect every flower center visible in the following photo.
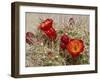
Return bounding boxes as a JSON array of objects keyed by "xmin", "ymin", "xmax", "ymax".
[
  {"xmin": 74, "ymin": 45, "xmax": 78, "ymax": 51},
  {"xmin": 72, "ymin": 44, "xmax": 80, "ymax": 53}
]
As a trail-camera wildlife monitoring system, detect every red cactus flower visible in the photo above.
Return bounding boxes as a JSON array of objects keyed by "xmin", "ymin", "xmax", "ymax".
[
  {"xmin": 66, "ymin": 39, "xmax": 84, "ymax": 58},
  {"xmin": 39, "ymin": 19, "xmax": 53, "ymax": 31},
  {"xmin": 39, "ymin": 18, "xmax": 57, "ymax": 41},
  {"xmin": 26, "ymin": 32, "xmax": 34, "ymax": 45},
  {"xmin": 60, "ymin": 34, "xmax": 70, "ymax": 49},
  {"xmin": 44, "ymin": 27, "xmax": 57, "ymax": 41},
  {"xmin": 61, "ymin": 34, "xmax": 70, "ymax": 44}
]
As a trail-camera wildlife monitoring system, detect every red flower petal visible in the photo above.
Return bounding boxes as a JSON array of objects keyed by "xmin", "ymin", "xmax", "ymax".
[
  {"xmin": 44, "ymin": 28, "xmax": 57, "ymax": 41},
  {"xmin": 39, "ymin": 19, "xmax": 53, "ymax": 31},
  {"xmin": 66, "ymin": 39, "xmax": 84, "ymax": 58},
  {"xmin": 60, "ymin": 42, "xmax": 66, "ymax": 49}
]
